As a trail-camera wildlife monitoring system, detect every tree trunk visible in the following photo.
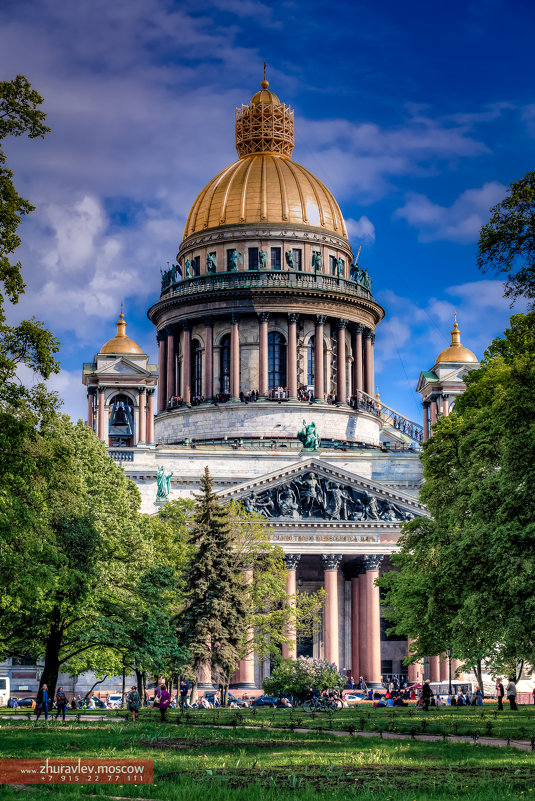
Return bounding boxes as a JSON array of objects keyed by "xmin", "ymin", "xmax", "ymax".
[
  {"xmin": 515, "ymin": 660, "xmax": 524, "ymax": 683},
  {"xmin": 83, "ymin": 675, "xmax": 108, "ymax": 700},
  {"xmin": 190, "ymin": 679, "xmax": 198, "ymax": 706},
  {"xmin": 474, "ymin": 660, "xmax": 484, "ymax": 698},
  {"xmin": 39, "ymin": 613, "xmax": 63, "ymax": 700},
  {"xmin": 222, "ymin": 681, "xmax": 229, "ymax": 707},
  {"xmin": 135, "ymin": 669, "xmax": 143, "ymax": 701},
  {"xmin": 121, "ymin": 660, "xmax": 126, "ymax": 708}
]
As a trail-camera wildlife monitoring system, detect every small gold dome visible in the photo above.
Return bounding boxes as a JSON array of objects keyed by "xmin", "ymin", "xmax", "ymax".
[
  {"xmin": 184, "ymin": 153, "xmax": 347, "ymax": 239},
  {"xmin": 435, "ymin": 313, "xmax": 477, "ymax": 365},
  {"xmin": 100, "ymin": 313, "xmax": 144, "ymax": 355}
]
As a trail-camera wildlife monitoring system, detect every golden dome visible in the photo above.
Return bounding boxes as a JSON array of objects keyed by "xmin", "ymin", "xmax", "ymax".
[
  {"xmin": 184, "ymin": 153, "xmax": 347, "ymax": 239},
  {"xmin": 100, "ymin": 313, "xmax": 144, "ymax": 355},
  {"xmin": 182, "ymin": 75, "xmax": 347, "ymax": 241},
  {"xmin": 435, "ymin": 313, "xmax": 477, "ymax": 365}
]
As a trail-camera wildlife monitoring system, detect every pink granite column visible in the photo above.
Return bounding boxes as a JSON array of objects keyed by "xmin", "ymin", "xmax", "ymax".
[
  {"xmin": 422, "ymin": 402, "xmax": 430, "ymax": 442},
  {"xmin": 204, "ymin": 318, "xmax": 213, "ymax": 400},
  {"xmin": 258, "ymin": 313, "xmax": 269, "ymax": 398},
  {"xmin": 352, "ymin": 324, "xmax": 364, "ymax": 398},
  {"xmin": 97, "ymin": 388, "xmax": 105, "ymax": 442},
  {"xmin": 336, "ymin": 319, "xmax": 348, "ymax": 404},
  {"xmin": 350, "ymin": 571, "xmax": 362, "ymax": 681},
  {"xmin": 236, "ymin": 569, "xmax": 255, "ymax": 687},
  {"xmin": 230, "ymin": 315, "xmax": 240, "ymax": 401},
  {"xmin": 87, "ymin": 389, "xmax": 95, "ymax": 430},
  {"xmin": 158, "ymin": 332, "xmax": 167, "ymax": 412},
  {"xmin": 430, "ymin": 399, "xmax": 438, "ymax": 428},
  {"xmin": 137, "ymin": 388, "xmax": 146, "ymax": 444},
  {"xmin": 364, "ymin": 555, "xmax": 383, "ymax": 687},
  {"xmin": 439, "ymin": 654, "xmax": 449, "ymax": 682},
  {"xmin": 429, "ymin": 656, "xmax": 440, "ymax": 683},
  {"xmin": 181, "ymin": 323, "xmax": 191, "ymax": 404},
  {"xmin": 314, "ymin": 315, "xmax": 326, "ymax": 401},
  {"xmin": 442, "ymin": 395, "xmax": 449, "ymax": 417},
  {"xmin": 167, "ymin": 327, "xmax": 176, "ymax": 400},
  {"xmin": 322, "ymin": 554, "xmax": 342, "ymax": 666},
  {"xmin": 287, "ymin": 313, "xmax": 299, "ymax": 400},
  {"xmin": 407, "ymin": 641, "xmax": 424, "ymax": 685},
  {"xmin": 146, "ymin": 390, "xmax": 155, "ymax": 444},
  {"xmin": 282, "ymin": 554, "xmax": 300, "ymax": 659},
  {"xmin": 364, "ymin": 331, "xmax": 373, "ymax": 396},
  {"xmin": 358, "ymin": 571, "xmax": 368, "ymax": 683}
]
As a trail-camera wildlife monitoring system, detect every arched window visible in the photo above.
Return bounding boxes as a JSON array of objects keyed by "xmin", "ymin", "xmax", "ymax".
[
  {"xmin": 220, "ymin": 334, "xmax": 230, "ymax": 394},
  {"xmin": 108, "ymin": 393, "xmax": 134, "ymax": 447},
  {"xmin": 268, "ymin": 331, "xmax": 287, "ymax": 390},
  {"xmin": 307, "ymin": 335, "xmax": 315, "ymax": 387},
  {"xmin": 191, "ymin": 339, "xmax": 202, "ymax": 398}
]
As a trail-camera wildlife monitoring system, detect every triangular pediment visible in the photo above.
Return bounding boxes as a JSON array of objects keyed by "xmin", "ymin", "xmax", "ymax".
[
  {"xmin": 96, "ymin": 357, "xmax": 149, "ymax": 377},
  {"xmin": 218, "ymin": 457, "xmax": 427, "ymax": 523}
]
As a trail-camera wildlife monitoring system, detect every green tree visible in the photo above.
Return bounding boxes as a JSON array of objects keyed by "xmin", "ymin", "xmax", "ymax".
[
  {"xmin": 478, "ymin": 172, "xmax": 535, "ymax": 307},
  {"xmin": 263, "ymin": 657, "xmax": 346, "ymax": 699},
  {"xmin": 379, "ymin": 312, "xmax": 535, "ymax": 687},
  {"xmin": 177, "ymin": 468, "xmax": 248, "ymax": 702},
  {"xmin": 0, "ymin": 75, "xmax": 59, "ymax": 414},
  {"xmin": 1, "ymin": 417, "xmax": 186, "ymax": 698}
]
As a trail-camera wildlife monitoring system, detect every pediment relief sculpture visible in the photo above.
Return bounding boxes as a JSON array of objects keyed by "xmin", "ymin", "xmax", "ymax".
[{"xmin": 240, "ymin": 471, "xmax": 417, "ymax": 522}]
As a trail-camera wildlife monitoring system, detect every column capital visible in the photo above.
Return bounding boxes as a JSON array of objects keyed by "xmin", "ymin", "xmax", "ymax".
[
  {"xmin": 322, "ymin": 553, "xmax": 343, "ymax": 571},
  {"xmin": 231, "ymin": 313, "xmax": 240, "ymax": 325},
  {"xmin": 204, "ymin": 316, "xmax": 214, "ymax": 328},
  {"xmin": 352, "ymin": 322, "xmax": 365, "ymax": 334},
  {"xmin": 442, "ymin": 393, "xmax": 450, "ymax": 399},
  {"xmin": 258, "ymin": 312, "xmax": 270, "ymax": 323},
  {"xmin": 315, "ymin": 314, "xmax": 327, "ymax": 326},
  {"xmin": 337, "ymin": 318, "xmax": 349, "ymax": 330},
  {"xmin": 147, "ymin": 388, "xmax": 155, "ymax": 396},
  {"xmin": 138, "ymin": 386, "xmax": 146, "ymax": 394},
  {"xmin": 364, "ymin": 327, "xmax": 374, "ymax": 340},
  {"xmin": 97, "ymin": 386, "xmax": 105, "ymax": 395},
  {"xmin": 284, "ymin": 553, "xmax": 301, "ymax": 570},
  {"xmin": 181, "ymin": 321, "xmax": 191, "ymax": 332},
  {"xmin": 157, "ymin": 329, "xmax": 167, "ymax": 343},
  {"xmin": 288, "ymin": 312, "xmax": 300, "ymax": 324},
  {"xmin": 363, "ymin": 554, "xmax": 384, "ymax": 572},
  {"xmin": 87, "ymin": 386, "xmax": 97, "ymax": 396},
  {"xmin": 422, "ymin": 400, "xmax": 430, "ymax": 408}
]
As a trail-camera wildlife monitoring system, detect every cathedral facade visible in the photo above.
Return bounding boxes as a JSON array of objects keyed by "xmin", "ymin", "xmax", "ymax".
[{"xmin": 83, "ymin": 78, "xmax": 479, "ymax": 690}]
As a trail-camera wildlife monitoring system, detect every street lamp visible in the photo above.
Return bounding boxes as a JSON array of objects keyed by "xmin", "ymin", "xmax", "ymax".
[{"xmin": 447, "ymin": 646, "xmax": 453, "ymax": 696}]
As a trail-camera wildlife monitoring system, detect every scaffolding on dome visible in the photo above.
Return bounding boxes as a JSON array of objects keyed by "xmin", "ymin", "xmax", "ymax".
[{"xmin": 235, "ymin": 101, "xmax": 294, "ymax": 157}]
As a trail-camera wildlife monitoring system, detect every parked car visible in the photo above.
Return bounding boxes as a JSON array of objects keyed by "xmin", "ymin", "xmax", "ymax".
[
  {"xmin": 343, "ymin": 693, "xmax": 367, "ymax": 705},
  {"xmin": 107, "ymin": 694, "xmax": 123, "ymax": 708},
  {"xmin": 251, "ymin": 695, "xmax": 279, "ymax": 708},
  {"xmin": 18, "ymin": 697, "xmax": 37, "ymax": 708},
  {"xmin": 203, "ymin": 691, "xmax": 247, "ymax": 707}
]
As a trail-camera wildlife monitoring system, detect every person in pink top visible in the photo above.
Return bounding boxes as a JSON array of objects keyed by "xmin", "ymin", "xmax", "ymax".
[{"xmin": 158, "ymin": 684, "xmax": 171, "ymax": 722}]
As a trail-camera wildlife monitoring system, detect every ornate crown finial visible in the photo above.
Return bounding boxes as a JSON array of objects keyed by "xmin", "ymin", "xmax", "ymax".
[{"xmin": 261, "ymin": 61, "xmax": 269, "ymax": 89}]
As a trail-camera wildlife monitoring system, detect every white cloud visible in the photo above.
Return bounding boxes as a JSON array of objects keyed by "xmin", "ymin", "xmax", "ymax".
[
  {"xmin": 394, "ymin": 182, "xmax": 506, "ymax": 243},
  {"xmin": 345, "ymin": 216, "xmax": 375, "ymax": 243}
]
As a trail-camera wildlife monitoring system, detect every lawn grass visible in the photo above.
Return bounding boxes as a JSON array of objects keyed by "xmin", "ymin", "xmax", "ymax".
[
  {"xmin": 1, "ymin": 712, "xmax": 534, "ymax": 801},
  {"xmin": 6, "ymin": 703, "xmax": 533, "ymax": 741}
]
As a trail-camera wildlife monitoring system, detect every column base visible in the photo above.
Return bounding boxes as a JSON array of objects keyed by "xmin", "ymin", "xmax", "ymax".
[
  {"xmin": 367, "ymin": 681, "xmax": 384, "ymax": 690},
  {"xmin": 197, "ymin": 682, "xmax": 216, "ymax": 691},
  {"xmin": 230, "ymin": 682, "xmax": 257, "ymax": 690}
]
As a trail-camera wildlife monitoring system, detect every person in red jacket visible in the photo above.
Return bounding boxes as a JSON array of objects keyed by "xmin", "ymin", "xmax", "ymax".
[{"xmin": 159, "ymin": 684, "xmax": 171, "ymax": 722}]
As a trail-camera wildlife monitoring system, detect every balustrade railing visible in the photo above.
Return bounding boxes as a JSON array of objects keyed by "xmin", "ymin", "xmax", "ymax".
[
  {"xmin": 352, "ymin": 390, "xmax": 423, "ymax": 444},
  {"xmin": 160, "ymin": 269, "xmax": 372, "ymax": 301}
]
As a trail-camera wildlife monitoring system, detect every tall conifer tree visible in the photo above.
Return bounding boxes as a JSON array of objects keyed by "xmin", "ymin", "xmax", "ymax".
[{"xmin": 178, "ymin": 467, "xmax": 248, "ymax": 698}]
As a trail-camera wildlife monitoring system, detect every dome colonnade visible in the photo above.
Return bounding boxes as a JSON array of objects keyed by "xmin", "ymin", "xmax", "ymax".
[{"xmin": 148, "ymin": 78, "xmax": 384, "ymax": 447}]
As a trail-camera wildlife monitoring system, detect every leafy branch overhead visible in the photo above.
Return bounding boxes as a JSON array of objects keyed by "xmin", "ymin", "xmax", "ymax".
[{"xmin": 478, "ymin": 172, "xmax": 535, "ymax": 307}]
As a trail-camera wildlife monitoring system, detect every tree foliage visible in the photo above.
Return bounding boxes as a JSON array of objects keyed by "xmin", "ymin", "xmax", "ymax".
[
  {"xmin": 478, "ymin": 172, "xmax": 535, "ymax": 307},
  {"xmin": 379, "ymin": 312, "xmax": 535, "ymax": 681},
  {"xmin": 263, "ymin": 657, "xmax": 346, "ymax": 699},
  {"xmin": 0, "ymin": 75, "xmax": 59, "ymax": 416}
]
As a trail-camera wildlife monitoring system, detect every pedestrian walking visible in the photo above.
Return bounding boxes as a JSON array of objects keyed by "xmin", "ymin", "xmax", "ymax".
[
  {"xmin": 55, "ymin": 687, "xmax": 68, "ymax": 720},
  {"xmin": 126, "ymin": 685, "xmax": 142, "ymax": 722},
  {"xmin": 506, "ymin": 678, "xmax": 518, "ymax": 711},
  {"xmin": 421, "ymin": 680, "xmax": 433, "ymax": 712},
  {"xmin": 495, "ymin": 679, "xmax": 504, "ymax": 711},
  {"xmin": 35, "ymin": 684, "xmax": 49, "ymax": 721},
  {"xmin": 158, "ymin": 684, "xmax": 171, "ymax": 722}
]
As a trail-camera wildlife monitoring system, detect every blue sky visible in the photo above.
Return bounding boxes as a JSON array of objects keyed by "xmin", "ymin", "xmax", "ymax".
[{"xmin": 1, "ymin": 0, "xmax": 532, "ymax": 423}]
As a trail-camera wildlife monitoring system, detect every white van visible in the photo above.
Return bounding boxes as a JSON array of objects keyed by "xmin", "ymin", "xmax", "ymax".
[{"xmin": 0, "ymin": 677, "xmax": 10, "ymax": 706}]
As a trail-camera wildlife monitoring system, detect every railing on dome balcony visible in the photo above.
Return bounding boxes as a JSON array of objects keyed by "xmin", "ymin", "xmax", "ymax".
[
  {"xmin": 160, "ymin": 270, "xmax": 373, "ymax": 301},
  {"xmin": 352, "ymin": 390, "xmax": 423, "ymax": 445}
]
